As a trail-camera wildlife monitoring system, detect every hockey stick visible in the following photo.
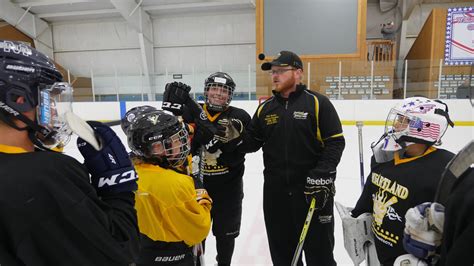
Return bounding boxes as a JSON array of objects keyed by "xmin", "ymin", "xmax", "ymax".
[
  {"xmin": 355, "ymin": 121, "xmax": 379, "ymax": 265},
  {"xmin": 356, "ymin": 121, "xmax": 365, "ymax": 190},
  {"xmin": 65, "ymin": 113, "xmax": 123, "ymax": 151},
  {"xmin": 192, "ymin": 242, "xmax": 205, "ymax": 266},
  {"xmin": 64, "ymin": 111, "xmax": 101, "ymax": 151},
  {"xmin": 291, "ymin": 197, "xmax": 316, "ymax": 266},
  {"xmin": 434, "ymin": 140, "xmax": 474, "ymax": 205},
  {"xmin": 104, "ymin": 120, "xmax": 121, "ymax": 126}
]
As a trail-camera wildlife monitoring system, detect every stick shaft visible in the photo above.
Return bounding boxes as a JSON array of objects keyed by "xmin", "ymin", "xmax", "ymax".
[
  {"xmin": 291, "ymin": 198, "xmax": 316, "ymax": 266},
  {"xmin": 356, "ymin": 121, "xmax": 365, "ymax": 190}
]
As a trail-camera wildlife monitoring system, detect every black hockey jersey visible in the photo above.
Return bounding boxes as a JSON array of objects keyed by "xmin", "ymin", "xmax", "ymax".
[
  {"xmin": 183, "ymin": 104, "xmax": 251, "ymax": 183},
  {"xmin": 0, "ymin": 144, "xmax": 139, "ymax": 266},
  {"xmin": 352, "ymin": 147, "xmax": 454, "ymax": 265}
]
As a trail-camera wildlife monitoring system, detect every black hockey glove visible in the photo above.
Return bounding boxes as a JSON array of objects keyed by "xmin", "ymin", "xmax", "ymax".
[
  {"xmin": 162, "ymin": 81, "xmax": 192, "ymax": 115},
  {"xmin": 219, "ymin": 118, "xmax": 244, "ymax": 153},
  {"xmin": 180, "ymin": 98, "xmax": 226, "ymax": 153},
  {"xmin": 77, "ymin": 121, "xmax": 138, "ymax": 196},
  {"xmin": 202, "ymin": 126, "xmax": 227, "ymax": 153},
  {"xmin": 304, "ymin": 168, "xmax": 336, "ymax": 210}
]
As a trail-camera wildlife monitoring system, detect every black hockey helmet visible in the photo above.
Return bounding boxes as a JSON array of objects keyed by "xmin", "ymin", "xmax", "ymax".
[
  {"xmin": 121, "ymin": 105, "xmax": 157, "ymax": 135},
  {"xmin": 0, "ymin": 40, "xmax": 72, "ymax": 149},
  {"xmin": 127, "ymin": 110, "xmax": 190, "ymax": 168},
  {"xmin": 204, "ymin": 72, "xmax": 235, "ymax": 112}
]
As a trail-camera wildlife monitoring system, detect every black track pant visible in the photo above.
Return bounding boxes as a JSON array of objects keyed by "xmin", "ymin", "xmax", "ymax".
[{"xmin": 263, "ymin": 185, "xmax": 336, "ymax": 266}]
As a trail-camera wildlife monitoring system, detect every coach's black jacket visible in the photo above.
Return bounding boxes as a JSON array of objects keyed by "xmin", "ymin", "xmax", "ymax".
[{"xmin": 238, "ymin": 84, "xmax": 345, "ymax": 188}]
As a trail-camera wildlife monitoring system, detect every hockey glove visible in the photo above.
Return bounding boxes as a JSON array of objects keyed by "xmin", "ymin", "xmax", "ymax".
[
  {"xmin": 394, "ymin": 254, "xmax": 428, "ymax": 266},
  {"xmin": 77, "ymin": 121, "xmax": 138, "ymax": 196},
  {"xmin": 162, "ymin": 81, "xmax": 192, "ymax": 115},
  {"xmin": 203, "ymin": 118, "xmax": 243, "ymax": 153},
  {"xmin": 304, "ymin": 168, "xmax": 336, "ymax": 210},
  {"xmin": 196, "ymin": 188, "xmax": 212, "ymax": 207},
  {"xmin": 403, "ymin": 202, "xmax": 444, "ymax": 260},
  {"xmin": 219, "ymin": 118, "xmax": 244, "ymax": 153}
]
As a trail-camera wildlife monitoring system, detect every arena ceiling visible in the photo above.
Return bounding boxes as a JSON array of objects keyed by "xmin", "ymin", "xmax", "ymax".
[{"xmin": 6, "ymin": 0, "xmax": 255, "ymax": 23}]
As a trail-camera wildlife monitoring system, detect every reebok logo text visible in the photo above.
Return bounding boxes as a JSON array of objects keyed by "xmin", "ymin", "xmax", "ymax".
[{"xmin": 306, "ymin": 177, "xmax": 333, "ymax": 186}]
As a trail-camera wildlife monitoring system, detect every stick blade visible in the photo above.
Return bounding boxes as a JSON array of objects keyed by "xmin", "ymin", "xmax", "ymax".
[{"xmin": 64, "ymin": 112, "xmax": 101, "ymax": 151}]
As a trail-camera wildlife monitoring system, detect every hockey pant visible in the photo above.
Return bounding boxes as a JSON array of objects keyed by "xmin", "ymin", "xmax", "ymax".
[
  {"xmin": 263, "ymin": 185, "xmax": 336, "ymax": 266},
  {"xmin": 204, "ymin": 174, "xmax": 244, "ymax": 265}
]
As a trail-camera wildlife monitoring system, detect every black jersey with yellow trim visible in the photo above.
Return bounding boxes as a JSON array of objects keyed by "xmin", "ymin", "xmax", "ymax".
[
  {"xmin": 182, "ymin": 103, "xmax": 251, "ymax": 182},
  {"xmin": 352, "ymin": 147, "xmax": 454, "ymax": 265}
]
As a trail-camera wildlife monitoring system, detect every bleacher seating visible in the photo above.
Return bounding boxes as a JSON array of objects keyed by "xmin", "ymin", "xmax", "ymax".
[
  {"xmin": 323, "ymin": 75, "xmax": 392, "ymax": 99},
  {"xmin": 435, "ymin": 74, "xmax": 473, "ymax": 99}
]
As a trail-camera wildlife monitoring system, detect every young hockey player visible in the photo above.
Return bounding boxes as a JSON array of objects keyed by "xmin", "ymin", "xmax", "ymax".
[
  {"xmin": 161, "ymin": 72, "xmax": 250, "ymax": 265},
  {"xmin": 187, "ymin": 72, "xmax": 251, "ymax": 266},
  {"xmin": 124, "ymin": 109, "xmax": 212, "ymax": 265},
  {"xmin": 350, "ymin": 96, "xmax": 455, "ymax": 265},
  {"xmin": 0, "ymin": 40, "xmax": 139, "ymax": 265}
]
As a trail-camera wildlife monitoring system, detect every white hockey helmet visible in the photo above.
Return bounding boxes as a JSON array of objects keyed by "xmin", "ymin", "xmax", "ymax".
[{"xmin": 381, "ymin": 97, "xmax": 453, "ymax": 151}]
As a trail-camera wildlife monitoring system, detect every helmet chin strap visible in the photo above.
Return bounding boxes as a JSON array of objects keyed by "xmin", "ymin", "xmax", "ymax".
[{"xmin": 2, "ymin": 110, "xmax": 57, "ymax": 151}]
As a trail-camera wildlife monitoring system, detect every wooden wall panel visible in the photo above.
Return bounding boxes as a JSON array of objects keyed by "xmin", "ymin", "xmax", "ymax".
[{"xmin": 0, "ymin": 25, "xmax": 34, "ymax": 47}]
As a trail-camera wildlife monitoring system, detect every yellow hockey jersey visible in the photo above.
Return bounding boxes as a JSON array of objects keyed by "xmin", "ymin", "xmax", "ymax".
[{"xmin": 134, "ymin": 162, "xmax": 211, "ymax": 247}]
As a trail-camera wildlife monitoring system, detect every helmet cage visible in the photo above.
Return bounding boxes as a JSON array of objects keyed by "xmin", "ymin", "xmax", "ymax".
[
  {"xmin": 148, "ymin": 125, "xmax": 190, "ymax": 167},
  {"xmin": 204, "ymin": 82, "xmax": 234, "ymax": 112},
  {"xmin": 382, "ymin": 98, "xmax": 450, "ymax": 151},
  {"xmin": 128, "ymin": 110, "xmax": 191, "ymax": 168}
]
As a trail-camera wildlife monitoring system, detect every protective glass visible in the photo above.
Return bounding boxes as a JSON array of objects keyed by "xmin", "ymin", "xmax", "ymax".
[
  {"xmin": 150, "ymin": 124, "xmax": 190, "ymax": 167},
  {"xmin": 36, "ymin": 82, "xmax": 73, "ymax": 148}
]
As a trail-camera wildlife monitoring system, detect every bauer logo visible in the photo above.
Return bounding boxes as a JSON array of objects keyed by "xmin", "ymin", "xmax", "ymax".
[
  {"xmin": 154, "ymin": 254, "xmax": 185, "ymax": 262},
  {"xmin": 6, "ymin": 64, "xmax": 35, "ymax": 73},
  {"xmin": 0, "ymin": 102, "xmax": 20, "ymax": 116}
]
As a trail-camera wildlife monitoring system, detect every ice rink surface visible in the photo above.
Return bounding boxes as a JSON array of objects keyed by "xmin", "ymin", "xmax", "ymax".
[{"xmin": 63, "ymin": 116, "xmax": 472, "ymax": 265}]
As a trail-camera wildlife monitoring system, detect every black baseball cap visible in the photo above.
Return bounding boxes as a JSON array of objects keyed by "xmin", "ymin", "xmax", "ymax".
[{"xmin": 261, "ymin": 50, "xmax": 303, "ymax": 71}]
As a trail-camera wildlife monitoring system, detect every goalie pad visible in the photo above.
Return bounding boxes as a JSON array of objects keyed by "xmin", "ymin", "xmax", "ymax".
[{"xmin": 335, "ymin": 201, "xmax": 379, "ymax": 265}]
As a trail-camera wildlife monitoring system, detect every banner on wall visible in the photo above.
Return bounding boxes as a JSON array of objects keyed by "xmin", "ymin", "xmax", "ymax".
[{"xmin": 444, "ymin": 7, "xmax": 474, "ymax": 65}]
